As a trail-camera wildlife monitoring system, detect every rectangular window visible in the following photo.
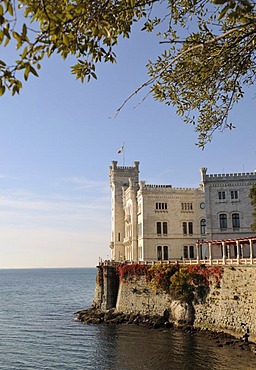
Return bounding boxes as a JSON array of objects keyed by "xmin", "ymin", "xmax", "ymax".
[
  {"xmin": 231, "ymin": 190, "xmax": 238, "ymax": 200},
  {"xmin": 181, "ymin": 203, "xmax": 193, "ymax": 211},
  {"xmin": 218, "ymin": 191, "xmax": 226, "ymax": 200},
  {"xmin": 182, "ymin": 222, "xmax": 187, "ymax": 235},
  {"xmin": 157, "ymin": 222, "xmax": 161, "ymax": 235},
  {"xmin": 232, "ymin": 213, "xmax": 240, "ymax": 228},
  {"xmin": 219, "ymin": 214, "xmax": 227, "ymax": 229},
  {"xmin": 156, "ymin": 202, "xmax": 167, "ymax": 210},
  {"xmin": 183, "ymin": 246, "xmax": 188, "ymax": 259},
  {"xmin": 163, "ymin": 222, "xmax": 168, "ymax": 235}
]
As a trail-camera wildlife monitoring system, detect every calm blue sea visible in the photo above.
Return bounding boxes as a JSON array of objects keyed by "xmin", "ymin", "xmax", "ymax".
[{"xmin": 0, "ymin": 268, "xmax": 256, "ymax": 370}]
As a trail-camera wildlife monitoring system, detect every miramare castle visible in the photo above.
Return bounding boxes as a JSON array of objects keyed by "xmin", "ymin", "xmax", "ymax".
[{"xmin": 109, "ymin": 161, "xmax": 256, "ymax": 262}]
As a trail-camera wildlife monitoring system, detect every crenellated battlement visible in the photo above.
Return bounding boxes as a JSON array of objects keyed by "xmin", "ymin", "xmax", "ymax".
[
  {"xmin": 139, "ymin": 182, "xmax": 202, "ymax": 193},
  {"xmin": 110, "ymin": 161, "xmax": 140, "ymax": 172},
  {"xmin": 207, "ymin": 172, "xmax": 256, "ymax": 178},
  {"xmin": 200, "ymin": 167, "xmax": 256, "ymax": 183},
  {"xmin": 144, "ymin": 184, "xmax": 172, "ymax": 188}
]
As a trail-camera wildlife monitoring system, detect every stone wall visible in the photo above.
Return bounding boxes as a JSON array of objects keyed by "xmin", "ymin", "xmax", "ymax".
[
  {"xmin": 194, "ymin": 266, "xmax": 256, "ymax": 341},
  {"xmin": 93, "ymin": 265, "xmax": 119, "ymax": 310},
  {"xmin": 116, "ymin": 275, "xmax": 194, "ymax": 325},
  {"xmin": 93, "ymin": 265, "xmax": 256, "ymax": 341}
]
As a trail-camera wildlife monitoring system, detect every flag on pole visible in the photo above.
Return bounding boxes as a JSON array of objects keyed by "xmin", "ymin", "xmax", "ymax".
[{"xmin": 118, "ymin": 145, "xmax": 124, "ymax": 154}]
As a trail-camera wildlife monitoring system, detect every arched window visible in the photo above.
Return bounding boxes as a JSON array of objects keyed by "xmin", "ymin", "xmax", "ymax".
[
  {"xmin": 219, "ymin": 214, "xmax": 227, "ymax": 229},
  {"xmin": 200, "ymin": 219, "xmax": 206, "ymax": 234},
  {"xmin": 157, "ymin": 222, "xmax": 161, "ymax": 235},
  {"xmin": 183, "ymin": 245, "xmax": 195, "ymax": 259},
  {"xmin": 232, "ymin": 213, "xmax": 240, "ymax": 228},
  {"xmin": 189, "ymin": 245, "xmax": 195, "ymax": 259},
  {"xmin": 157, "ymin": 222, "xmax": 168, "ymax": 235},
  {"xmin": 157, "ymin": 246, "xmax": 162, "ymax": 261},
  {"xmin": 163, "ymin": 246, "xmax": 168, "ymax": 260},
  {"xmin": 188, "ymin": 222, "xmax": 193, "ymax": 234}
]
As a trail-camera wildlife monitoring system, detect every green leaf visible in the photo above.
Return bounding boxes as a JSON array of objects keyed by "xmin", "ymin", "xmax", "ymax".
[
  {"xmin": 12, "ymin": 31, "xmax": 22, "ymax": 43},
  {"xmin": 0, "ymin": 85, "xmax": 6, "ymax": 96},
  {"xmin": 29, "ymin": 65, "xmax": 39, "ymax": 77},
  {"xmin": 62, "ymin": 34, "xmax": 69, "ymax": 46},
  {"xmin": 24, "ymin": 65, "xmax": 30, "ymax": 81},
  {"xmin": 218, "ymin": 4, "xmax": 230, "ymax": 21},
  {"xmin": 20, "ymin": 46, "xmax": 28, "ymax": 59},
  {"xmin": 7, "ymin": 1, "xmax": 14, "ymax": 16}
]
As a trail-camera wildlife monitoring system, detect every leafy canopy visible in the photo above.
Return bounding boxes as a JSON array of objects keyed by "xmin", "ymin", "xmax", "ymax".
[{"xmin": 1, "ymin": 0, "xmax": 256, "ymax": 146}]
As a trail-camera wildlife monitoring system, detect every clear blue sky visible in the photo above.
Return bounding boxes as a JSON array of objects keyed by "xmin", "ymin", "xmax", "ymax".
[{"xmin": 0, "ymin": 21, "xmax": 256, "ymax": 268}]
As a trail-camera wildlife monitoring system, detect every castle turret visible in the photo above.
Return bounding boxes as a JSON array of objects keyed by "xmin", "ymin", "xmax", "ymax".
[{"xmin": 109, "ymin": 161, "xmax": 139, "ymax": 261}]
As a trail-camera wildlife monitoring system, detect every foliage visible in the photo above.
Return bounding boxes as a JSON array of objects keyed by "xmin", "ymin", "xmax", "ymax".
[
  {"xmin": 249, "ymin": 183, "xmax": 256, "ymax": 231},
  {"xmin": 169, "ymin": 265, "xmax": 222, "ymax": 303},
  {"xmin": 116, "ymin": 263, "xmax": 149, "ymax": 281},
  {"xmin": 146, "ymin": 0, "xmax": 256, "ymax": 147},
  {"xmin": 186, "ymin": 264, "xmax": 223, "ymax": 287},
  {"xmin": 0, "ymin": 0, "xmax": 151, "ymax": 95},
  {"xmin": 148, "ymin": 263, "xmax": 222, "ymax": 304},
  {"xmin": 117, "ymin": 262, "xmax": 222, "ymax": 304},
  {"xmin": 1, "ymin": 1, "xmax": 256, "ymax": 146},
  {"xmin": 147, "ymin": 263, "xmax": 179, "ymax": 292}
]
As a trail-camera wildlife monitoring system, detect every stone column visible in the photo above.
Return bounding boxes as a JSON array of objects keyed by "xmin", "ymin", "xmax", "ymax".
[
  {"xmin": 208, "ymin": 242, "xmax": 212, "ymax": 265},
  {"xmin": 222, "ymin": 242, "xmax": 226, "ymax": 265},
  {"xmin": 227, "ymin": 244, "xmax": 231, "ymax": 260},
  {"xmin": 196, "ymin": 242, "xmax": 199, "ymax": 264},
  {"xmin": 236, "ymin": 240, "xmax": 240, "ymax": 265},
  {"xmin": 249, "ymin": 239, "xmax": 253, "ymax": 264}
]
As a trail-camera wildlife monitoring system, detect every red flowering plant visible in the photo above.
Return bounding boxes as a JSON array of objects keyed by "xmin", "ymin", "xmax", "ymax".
[
  {"xmin": 186, "ymin": 265, "xmax": 222, "ymax": 288},
  {"xmin": 116, "ymin": 263, "xmax": 149, "ymax": 282},
  {"xmin": 115, "ymin": 263, "xmax": 223, "ymax": 304},
  {"xmin": 170, "ymin": 265, "xmax": 223, "ymax": 304}
]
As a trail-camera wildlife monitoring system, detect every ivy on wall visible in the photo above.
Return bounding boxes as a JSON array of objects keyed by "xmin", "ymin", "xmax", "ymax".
[{"xmin": 116, "ymin": 263, "xmax": 223, "ymax": 304}]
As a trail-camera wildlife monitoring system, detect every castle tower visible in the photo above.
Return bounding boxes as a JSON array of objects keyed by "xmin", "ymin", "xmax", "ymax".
[{"xmin": 109, "ymin": 161, "xmax": 140, "ymax": 261}]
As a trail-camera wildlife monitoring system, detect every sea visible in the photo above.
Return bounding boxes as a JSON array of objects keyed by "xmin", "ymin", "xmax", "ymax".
[{"xmin": 1, "ymin": 268, "xmax": 256, "ymax": 370}]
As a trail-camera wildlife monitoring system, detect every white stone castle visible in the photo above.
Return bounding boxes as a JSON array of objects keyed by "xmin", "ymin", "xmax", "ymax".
[{"xmin": 109, "ymin": 161, "xmax": 256, "ymax": 262}]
